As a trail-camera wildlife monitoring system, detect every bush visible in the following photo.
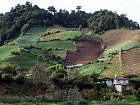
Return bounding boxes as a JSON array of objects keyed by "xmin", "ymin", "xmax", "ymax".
[
  {"xmin": 11, "ymin": 51, "xmax": 19, "ymax": 55},
  {"xmin": 125, "ymin": 95, "xmax": 137, "ymax": 102},
  {"xmin": 55, "ymin": 30, "xmax": 60, "ymax": 33},
  {"xmin": 135, "ymin": 89, "xmax": 140, "ymax": 101},
  {"xmin": 0, "ymin": 62, "xmax": 15, "ymax": 75}
]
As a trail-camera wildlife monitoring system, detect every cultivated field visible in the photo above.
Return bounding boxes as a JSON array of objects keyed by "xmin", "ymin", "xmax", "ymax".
[
  {"xmin": 0, "ymin": 45, "xmax": 19, "ymax": 60},
  {"xmin": 99, "ymin": 54, "xmax": 123, "ymax": 78},
  {"xmin": 99, "ymin": 29, "xmax": 140, "ymax": 54},
  {"xmin": 40, "ymin": 33, "xmax": 63, "ymax": 41},
  {"xmin": 14, "ymin": 27, "xmax": 45, "ymax": 46},
  {"xmin": 2, "ymin": 51, "xmax": 48, "ymax": 71},
  {"xmin": 34, "ymin": 41, "xmax": 76, "ymax": 51},
  {"xmin": 62, "ymin": 31, "xmax": 82, "ymax": 40},
  {"xmin": 99, "ymin": 29, "xmax": 140, "ymax": 48},
  {"xmin": 40, "ymin": 30, "xmax": 82, "ymax": 41},
  {"xmin": 64, "ymin": 40, "xmax": 102, "ymax": 66},
  {"xmin": 121, "ymin": 48, "xmax": 140, "ymax": 76}
]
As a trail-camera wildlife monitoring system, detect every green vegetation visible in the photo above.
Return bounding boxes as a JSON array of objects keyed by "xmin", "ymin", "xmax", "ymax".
[
  {"xmin": 0, "ymin": 45, "xmax": 19, "ymax": 60},
  {"xmin": 34, "ymin": 41, "xmax": 76, "ymax": 51},
  {"xmin": 99, "ymin": 54, "xmax": 123, "ymax": 78},
  {"xmin": 1, "ymin": 51, "xmax": 48, "ymax": 71},
  {"xmin": 0, "ymin": 1, "xmax": 140, "ymax": 104},
  {"xmin": 88, "ymin": 9, "xmax": 139, "ymax": 33},
  {"xmin": 104, "ymin": 41, "xmax": 140, "ymax": 54},
  {"xmin": 63, "ymin": 31, "xmax": 83, "ymax": 40},
  {"xmin": 14, "ymin": 27, "xmax": 46, "ymax": 46},
  {"xmin": 78, "ymin": 53, "xmax": 113, "ymax": 76}
]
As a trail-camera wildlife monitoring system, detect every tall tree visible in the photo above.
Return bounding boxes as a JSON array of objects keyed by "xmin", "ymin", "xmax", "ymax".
[
  {"xmin": 47, "ymin": 6, "xmax": 57, "ymax": 15},
  {"xmin": 76, "ymin": 6, "xmax": 82, "ymax": 12}
]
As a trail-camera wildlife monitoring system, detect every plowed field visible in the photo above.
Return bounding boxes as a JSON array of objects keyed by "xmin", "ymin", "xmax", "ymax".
[
  {"xmin": 64, "ymin": 40, "xmax": 102, "ymax": 66},
  {"xmin": 121, "ymin": 48, "xmax": 140, "ymax": 76}
]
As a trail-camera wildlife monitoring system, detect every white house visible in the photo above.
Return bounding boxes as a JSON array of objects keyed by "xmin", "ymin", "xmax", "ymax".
[{"xmin": 102, "ymin": 78, "xmax": 133, "ymax": 93}]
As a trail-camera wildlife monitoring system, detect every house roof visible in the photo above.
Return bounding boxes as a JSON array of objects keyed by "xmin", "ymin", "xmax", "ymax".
[{"xmin": 102, "ymin": 77, "xmax": 129, "ymax": 80}]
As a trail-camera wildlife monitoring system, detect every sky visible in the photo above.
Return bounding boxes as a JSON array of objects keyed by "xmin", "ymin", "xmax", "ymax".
[{"xmin": 0, "ymin": 0, "xmax": 140, "ymax": 24}]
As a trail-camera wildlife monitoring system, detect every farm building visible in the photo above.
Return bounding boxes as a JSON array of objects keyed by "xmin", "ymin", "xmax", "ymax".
[{"xmin": 102, "ymin": 78, "xmax": 133, "ymax": 93}]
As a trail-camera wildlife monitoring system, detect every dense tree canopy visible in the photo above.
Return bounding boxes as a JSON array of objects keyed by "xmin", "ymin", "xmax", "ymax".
[
  {"xmin": 87, "ymin": 9, "xmax": 139, "ymax": 33},
  {"xmin": 0, "ymin": 2, "xmax": 139, "ymax": 45}
]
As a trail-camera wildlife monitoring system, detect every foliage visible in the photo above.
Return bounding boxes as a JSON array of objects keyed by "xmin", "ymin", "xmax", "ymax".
[
  {"xmin": 125, "ymin": 95, "xmax": 137, "ymax": 102},
  {"xmin": 47, "ymin": 64, "xmax": 66, "ymax": 85},
  {"xmin": 34, "ymin": 41, "xmax": 76, "ymax": 51},
  {"xmin": 88, "ymin": 9, "xmax": 139, "ymax": 33},
  {"xmin": 63, "ymin": 31, "xmax": 82, "ymax": 40},
  {"xmin": 0, "ymin": 45, "xmax": 19, "ymax": 60},
  {"xmin": 135, "ymin": 89, "xmax": 140, "ymax": 101},
  {"xmin": 31, "ymin": 63, "xmax": 52, "ymax": 85},
  {"xmin": 14, "ymin": 27, "xmax": 46, "ymax": 46},
  {"xmin": 0, "ymin": 62, "xmax": 15, "ymax": 74},
  {"xmin": 0, "ymin": 2, "xmax": 53, "ymax": 45}
]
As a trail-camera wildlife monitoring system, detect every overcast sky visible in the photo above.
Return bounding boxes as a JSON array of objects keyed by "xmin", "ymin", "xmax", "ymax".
[{"xmin": 0, "ymin": 0, "xmax": 140, "ymax": 23}]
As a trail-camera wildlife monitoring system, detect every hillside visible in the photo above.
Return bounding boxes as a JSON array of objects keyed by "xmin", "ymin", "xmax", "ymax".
[
  {"xmin": 0, "ymin": 2, "xmax": 140, "ymax": 104},
  {"xmin": 98, "ymin": 29, "xmax": 140, "ymax": 77},
  {"xmin": 121, "ymin": 48, "xmax": 140, "ymax": 76}
]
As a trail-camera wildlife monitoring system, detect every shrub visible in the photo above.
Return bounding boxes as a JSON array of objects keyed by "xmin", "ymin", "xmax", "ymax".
[
  {"xmin": 11, "ymin": 51, "xmax": 19, "ymax": 55},
  {"xmin": 0, "ymin": 62, "xmax": 15, "ymax": 74},
  {"xmin": 125, "ymin": 95, "xmax": 137, "ymax": 102},
  {"xmin": 31, "ymin": 63, "xmax": 52, "ymax": 85},
  {"xmin": 55, "ymin": 30, "xmax": 60, "ymax": 33},
  {"xmin": 135, "ymin": 89, "xmax": 140, "ymax": 101}
]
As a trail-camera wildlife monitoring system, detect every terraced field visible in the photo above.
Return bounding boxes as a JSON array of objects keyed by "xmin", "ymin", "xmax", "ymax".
[
  {"xmin": 62, "ymin": 31, "xmax": 82, "ymax": 40},
  {"xmin": 40, "ymin": 33, "xmax": 63, "ymax": 41},
  {"xmin": 1, "ymin": 51, "xmax": 48, "ymax": 71},
  {"xmin": 34, "ymin": 41, "xmax": 76, "ymax": 51},
  {"xmin": 121, "ymin": 48, "xmax": 140, "ymax": 76},
  {"xmin": 99, "ymin": 54, "xmax": 123, "ymax": 78},
  {"xmin": 14, "ymin": 27, "xmax": 46, "ymax": 46},
  {"xmin": 40, "ymin": 30, "xmax": 82, "ymax": 41},
  {"xmin": 64, "ymin": 40, "xmax": 102, "ymax": 66},
  {"xmin": 0, "ymin": 45, "xmax": 19, "ymax": 60},
  {"xmin": 99, "ymin": 29, "xmax": 140, "ymax": 48}
]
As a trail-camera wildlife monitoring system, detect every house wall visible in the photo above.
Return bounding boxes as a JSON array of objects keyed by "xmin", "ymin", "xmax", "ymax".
[
  {"xmin": 114, "ymin": 79, "xmax": 129, "ymax": 84},
  {"xmin": 106, "ymin": 80, "xmax": 113, "ymax": 86},
  {"xmin": 115, "ymin": 85, "xmax": 122, "ymax": 92}
]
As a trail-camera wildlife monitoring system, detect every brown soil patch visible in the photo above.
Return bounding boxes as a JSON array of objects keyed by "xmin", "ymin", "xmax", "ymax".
[
  {"xmin": 99, "ymin": 29, "xmax": 140, "ymax": 49},
  {"xmin": 121, "ymin": 48, "xmax": 140, "ymax": 76},
  {"xmin": 64, "ymin": 40, "xmax": 102, "ymax": 66}
]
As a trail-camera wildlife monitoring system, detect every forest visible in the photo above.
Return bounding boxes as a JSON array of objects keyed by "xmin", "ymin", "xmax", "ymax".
[{"xmin": 0, "ymin": 1, "xmax": 139, "ymax": 45}]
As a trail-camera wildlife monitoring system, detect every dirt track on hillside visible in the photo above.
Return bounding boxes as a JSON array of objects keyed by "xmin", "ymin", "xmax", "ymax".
[{"xmin": 64, "ymin": 40, "xmax": 102, "ymax": 66}]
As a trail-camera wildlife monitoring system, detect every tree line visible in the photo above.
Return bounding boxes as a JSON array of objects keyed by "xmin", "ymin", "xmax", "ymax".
[{"xmin": 0, "ymin": 1, "xmax": 139, "ymax": 45}]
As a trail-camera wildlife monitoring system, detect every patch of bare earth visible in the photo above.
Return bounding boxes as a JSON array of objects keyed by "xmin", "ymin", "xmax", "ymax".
[
  {"xmin": 64, "ymin": 40, "xmax": 102, "ymax": 66},
  {"xmin": 121, "ymin": 48, "xmax": 140, "ymax": 76}
]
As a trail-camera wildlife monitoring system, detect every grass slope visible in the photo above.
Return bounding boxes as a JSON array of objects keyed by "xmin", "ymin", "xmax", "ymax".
[
  {"xmin": 0, "ymin": 45, "xmax": 19, "ymax": 60},
  {"xmin": 14, "ymin": 27, "xmax": 46, "ymax": 46},
  {"xmin": 2, "ymin": 50, "xmax": 49, "ymax": 71}
]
